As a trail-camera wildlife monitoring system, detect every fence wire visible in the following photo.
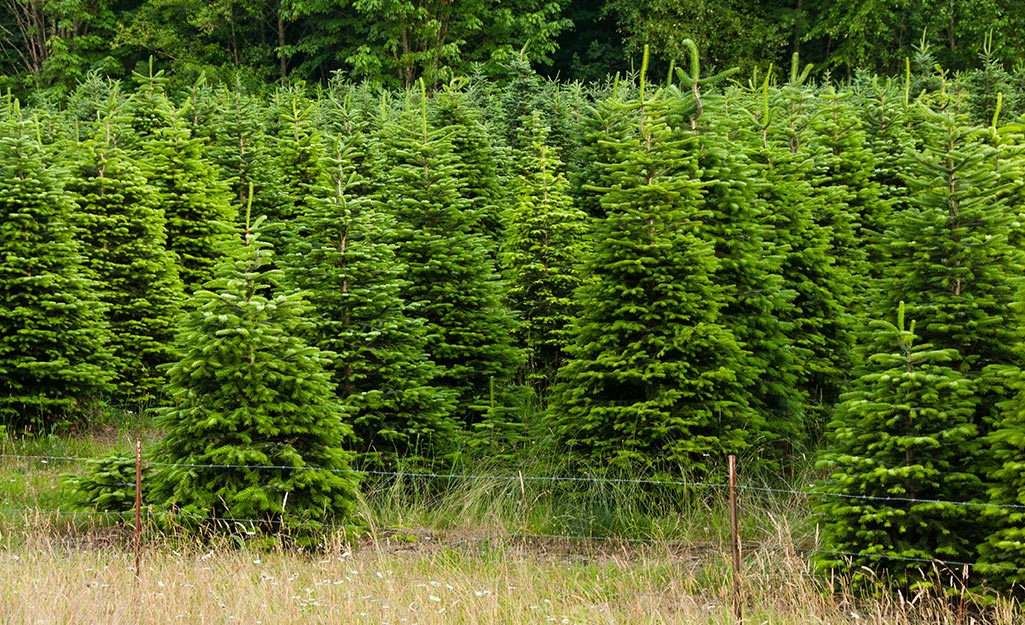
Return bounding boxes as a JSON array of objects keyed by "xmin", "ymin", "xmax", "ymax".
[
  {"xmin": 6, "ymin": 451, "xmax": 1025, "ymax": 577},
  {"xmin": 5, "ymin": 451, "xmax": 1024, "ymax": 512}
]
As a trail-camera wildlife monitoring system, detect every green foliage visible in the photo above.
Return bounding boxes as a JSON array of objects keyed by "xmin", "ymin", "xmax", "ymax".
[
  {"xmin": 735, "ymin": 73, "xmax": 856, "ymax": 438},
  {"xmin": 150, "ymin": 214, "xmax": 358, "ymax": 541},
  {"xmin": 501, "ymin": 111, "xmax": 589, "ymax": 393},
  {"xmin": 549, "ymin": 66, "xmax": 759, "ymax": 477},
  {"xmin": 64, "ymin": 453, "xmax": 153, "ymax": 513},
  {"xmin": 281, "ymin": 130, "xmax": 458, "ymax": 471},
  {"xmin": 602, "ymin": 0, "xmax": 794, "ymax": 77},
  {"xmin": 375, "ymin": 87, "xmax": 523, "ymax": 434},
  {"xmin": 129, "ymin": 85, "xmax": 237, "ymax": 291},
  {"xmin": 65, "ymin": 120, "xmax": 185, "ymax": 402},
  {"xmin": 0, "ymin": 104, "xmax": 113, "ymax": 431},
  {"xmin": 813, "ymin": 304, "xmax": 981, "ymax": 592},
  {"xmin": 877, "ymin": 100, "xmax": 1025, "ymax": 411},
  {"xmin": 282, "ymin": 0, "xmax": 570, "ymax": 87}
]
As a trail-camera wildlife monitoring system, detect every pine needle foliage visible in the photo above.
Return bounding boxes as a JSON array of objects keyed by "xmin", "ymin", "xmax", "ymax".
[
  {"xmin": 65, "ymin": 119, "xmax": 184, "ymax": 402},
  {"xmin": 151, "ymin": 213, "xmax": 358, "ymax": 542},
  {"xmin": 375, "ymin": 86, "xmax": 522, "ymax": 434},
  {"xmin": 813, "ymin": 303, "xmax": 980, "ymax": 593},
  {"xmin": 0, "ymin": 105, "xmax": 113, "ymax": 431},
  {"xmin": 549, "ymin": 59, "xmax": 759, "ymax": 478},
  {"xmin": 281, "ymin": 134, "xmax": 457, "ymax": 472},
  {"xmin": 501, "ymin": 111, "xmax": 589, "ymax": 394}
]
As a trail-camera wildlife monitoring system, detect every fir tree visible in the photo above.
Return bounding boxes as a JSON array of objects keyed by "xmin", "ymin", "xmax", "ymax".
[
  {"xmin": 0, "ymin": 105, "xmax": 113, "ymax": 430},
  {"xmin": 151, "ymin": 213, "xmax": 358, "ymax": 540},
  {"xmin": 878, "ymin": 101, "xmax": 1024, "ymax": 409},
  {"xmin": 65, "ymin": 118, "xmax": 184, "ymax": 402},
  {"xmin": 375, "ymin": 87, "xmax": 522, "ymax": 435},
  {"xmin": 501, "ymin": 111, "xmax": 589, "ymax": 394},
  {"xmin": 429, "ymin": 81, "xmax": 507, "ymax": 246},
  {"xmin": 673, "ymin": 43, "xmax": 804, "ymax": 456},
  {"xmin": 139, "ymin": 107, "xmax": 237, "ymax": 291},
  {"xmin": 737, "ymin": 71, "xmax": 855, "ymax": 438},
  {"xmin": 184, "ymin": 80, "xmax": 287, "ymax": 226},
  {"xmin": 282, "ymin": 136, "xmax": 457, "ymax": 471},
  {"xmin": 548, "ymin": 65, "xmax": 759, "ymax": 477},
  {"xmin": 269, "ymin": 87, "xmax": 329, "ymax": 227},
  {"xmin": 813, "ymin": 304, "xmax": 980, "ymax": 592}
]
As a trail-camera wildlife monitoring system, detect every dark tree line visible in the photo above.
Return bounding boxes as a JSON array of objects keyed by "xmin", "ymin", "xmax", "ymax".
[{"xmin": 5, "ymin": 0, "xmax": 1025, "ymax": 94}]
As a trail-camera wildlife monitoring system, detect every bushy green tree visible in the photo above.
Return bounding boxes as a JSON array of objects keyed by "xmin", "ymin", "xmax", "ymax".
[
  {"xmin": 151, "ymin": 214, "xmax": 358, "ymax": 540},
  {"xmin": 548, "ymin": 69, "xmax": 759, "ymax": 477},
  {"xmin": 735, "ymin": 69, "xmax": 855, "ymax": 437},
  {"xmin": 674, "ymin": 44, "xmax": 804, "ymax": 456},
  {"xmin": 878, "ymin": 101, "xmax": 1024, "ymax": 398},
  {"xmin": 282, "ymin": 135, "xmax": 457, "ymax": 471},
  {"xmin": 65, "ymin": 120, "xmax": 184, "ymax": 402},
  {"xmin": 134, "ymin": 101, "xmax": 237, "ymax": 291},
  {"xmin": 375, "ymin": 88, "xmax": 522, "ymax": 436},
  {"xmin": 813, "ymin": 304, "xmax": 980, "ymax": 592},
  {"xmin": 282, "ymin": 0, "xmax": 570, "ymax": 87},
  {"xmin": 0, "ymin": 105, "xmax": 113, "ymax": 430},
  {"xmin": 182, "ymin": 79, "xmax": 287, "ymax": 225},
  {"xmin": 501, "ymin": 111, "xmax": 589, "ymax": 394},
  {"xmin": 268, "ymin": 87, "xmax": 328, "ymax": 227}
]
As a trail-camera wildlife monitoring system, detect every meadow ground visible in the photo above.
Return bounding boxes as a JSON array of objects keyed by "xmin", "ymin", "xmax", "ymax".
[{"xmin": 1, "ymin": 513, "xmax": 1018, "ymax": 624}]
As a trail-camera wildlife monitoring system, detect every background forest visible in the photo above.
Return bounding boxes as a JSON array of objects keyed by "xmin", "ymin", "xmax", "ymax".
[
  {"xmin": 6, "ymin": 0, "xmax": 1025, "ymax": 600},
  {"xmin": 5, "ymin": 0, "xmax": 1025, "ymax": 93}
]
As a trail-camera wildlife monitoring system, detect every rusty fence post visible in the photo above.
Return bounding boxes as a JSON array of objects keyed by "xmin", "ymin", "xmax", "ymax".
[{"xmin": 728, "ymin": 454, "xmax": 743, "ymax": 624}]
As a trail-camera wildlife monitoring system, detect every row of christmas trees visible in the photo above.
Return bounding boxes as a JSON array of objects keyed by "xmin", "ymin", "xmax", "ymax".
[{"xmin": 5, "ymin": 51, "xmax": 1025, "ymax": 589}]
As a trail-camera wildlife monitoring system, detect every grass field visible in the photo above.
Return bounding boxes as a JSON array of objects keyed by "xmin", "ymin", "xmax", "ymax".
[{"xmin": 0, "ymin": 423, "xmax": 1020, "ymax": 624}]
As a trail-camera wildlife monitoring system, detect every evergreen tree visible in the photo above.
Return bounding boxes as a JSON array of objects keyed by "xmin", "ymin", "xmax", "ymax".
[
  {"xmin": 0, "ymin": 105, "xmax": 113, "ymax": 430},
  {"xmin": 813, "ymin": 304, "xmax": 980, "ymax": 592},
  {"xmin": 269, "ymin": 87, "xmax": 329, "ymax": 227},
  {"xmin": 673, "ymin": 43, "xmax": 805, "ymax": 456},
  {"xmin": 878, "ymin": 101, "xmax": 1024, "ymax": 403},
  {"xmin": 736, "ymin": 70, "xmax": 855, "ymax": 438},
  {"xmin": 807, "ymin": 85, "xmax": 888, "ymax": 315},
  {"xmin": 151, "ymin": 214, "xmax": 358, "ymax": 540},
  {"xmin": 548, "ymin": 67, "xmax": 759, "ymax": 477},
  {"xmin": 501, "ymin": 112, "xmax": 589, "ymax": 394},
  {"xmin": 430, "ymin": 81, "xmax": 508, "ymax": 246},
  {"xmin": 282, "ymin": 136, "xmax": 457, "ymax": 471},
  {"xmin": 65, "ymin": 117, "xmax": 184, "ymax": 402},
  {"xmin": 140, "ymin": 106, "xmax": 237, "ymax": 291},
  {"xmin": 375, "ymin": 86, "xmax": 522, "ymax": 437},
  {"xmin": 183, "ymin": 80, "xmax": 287, "ymax": 226}
]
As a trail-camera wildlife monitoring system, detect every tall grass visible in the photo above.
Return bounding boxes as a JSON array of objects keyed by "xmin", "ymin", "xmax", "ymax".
[
  {"xmin": 1, "ymin": 426, "xmax": 1021, "ymax": 623},
  {"xmin": 0, "ymin": 513, "xmax": 1018, "ymax": 625}
]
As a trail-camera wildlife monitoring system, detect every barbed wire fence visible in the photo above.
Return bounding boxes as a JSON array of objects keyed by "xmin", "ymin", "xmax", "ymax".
[{"xmin": 3, "ymin": 446, "xmax": 1024, "ymax": 621}]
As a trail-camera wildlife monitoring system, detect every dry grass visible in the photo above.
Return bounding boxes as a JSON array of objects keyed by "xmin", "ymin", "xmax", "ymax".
[{"xmin": 0, "ymin": 516, "xmax": 1018, "ymax": 625}]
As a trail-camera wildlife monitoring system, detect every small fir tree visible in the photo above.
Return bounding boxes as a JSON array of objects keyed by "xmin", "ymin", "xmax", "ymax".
[
  {"xmin": 184, "ymin": 80, "xmax": 288, "ymax": 226},
  {"xmin": 269, "ymin": 87, "xmax": 330, "ymax": 228},
  {"xmin": 673, "ymin": 44, "xmax": 805, "ymax": 456},
  {"xmin": 150, "ymin": 213, "xmax": 358, "ymax": 540},
  {"xmin": 735, "ymin": 72, "xmax": 855, "ymax": 439},
  {"xmin": 65, "ymin": 120, "xmax": 184, "ymax": 402},
  {"xmin": 375, "ymin": 86, "xmax": 523, "ymax": 436},
  {"xmin": 140, "ymin": 109, "xmax": 237, "ymax": 291},
  {"xmin": 878, "ymin": 100, "xmax": 1025, "ymax": 429},
  {"xmin": 548, "ymin": 64, "xmax": 759, "ymax": 477},
  {"xmin": 813, "ymin": 303, "xmax": 980, "ymax": 592}
]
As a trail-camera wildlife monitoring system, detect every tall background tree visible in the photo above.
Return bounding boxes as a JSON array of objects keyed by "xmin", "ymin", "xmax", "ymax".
[{"xmin": 0, "ymin": 104, "xmax": 112, "ymax": 430}]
